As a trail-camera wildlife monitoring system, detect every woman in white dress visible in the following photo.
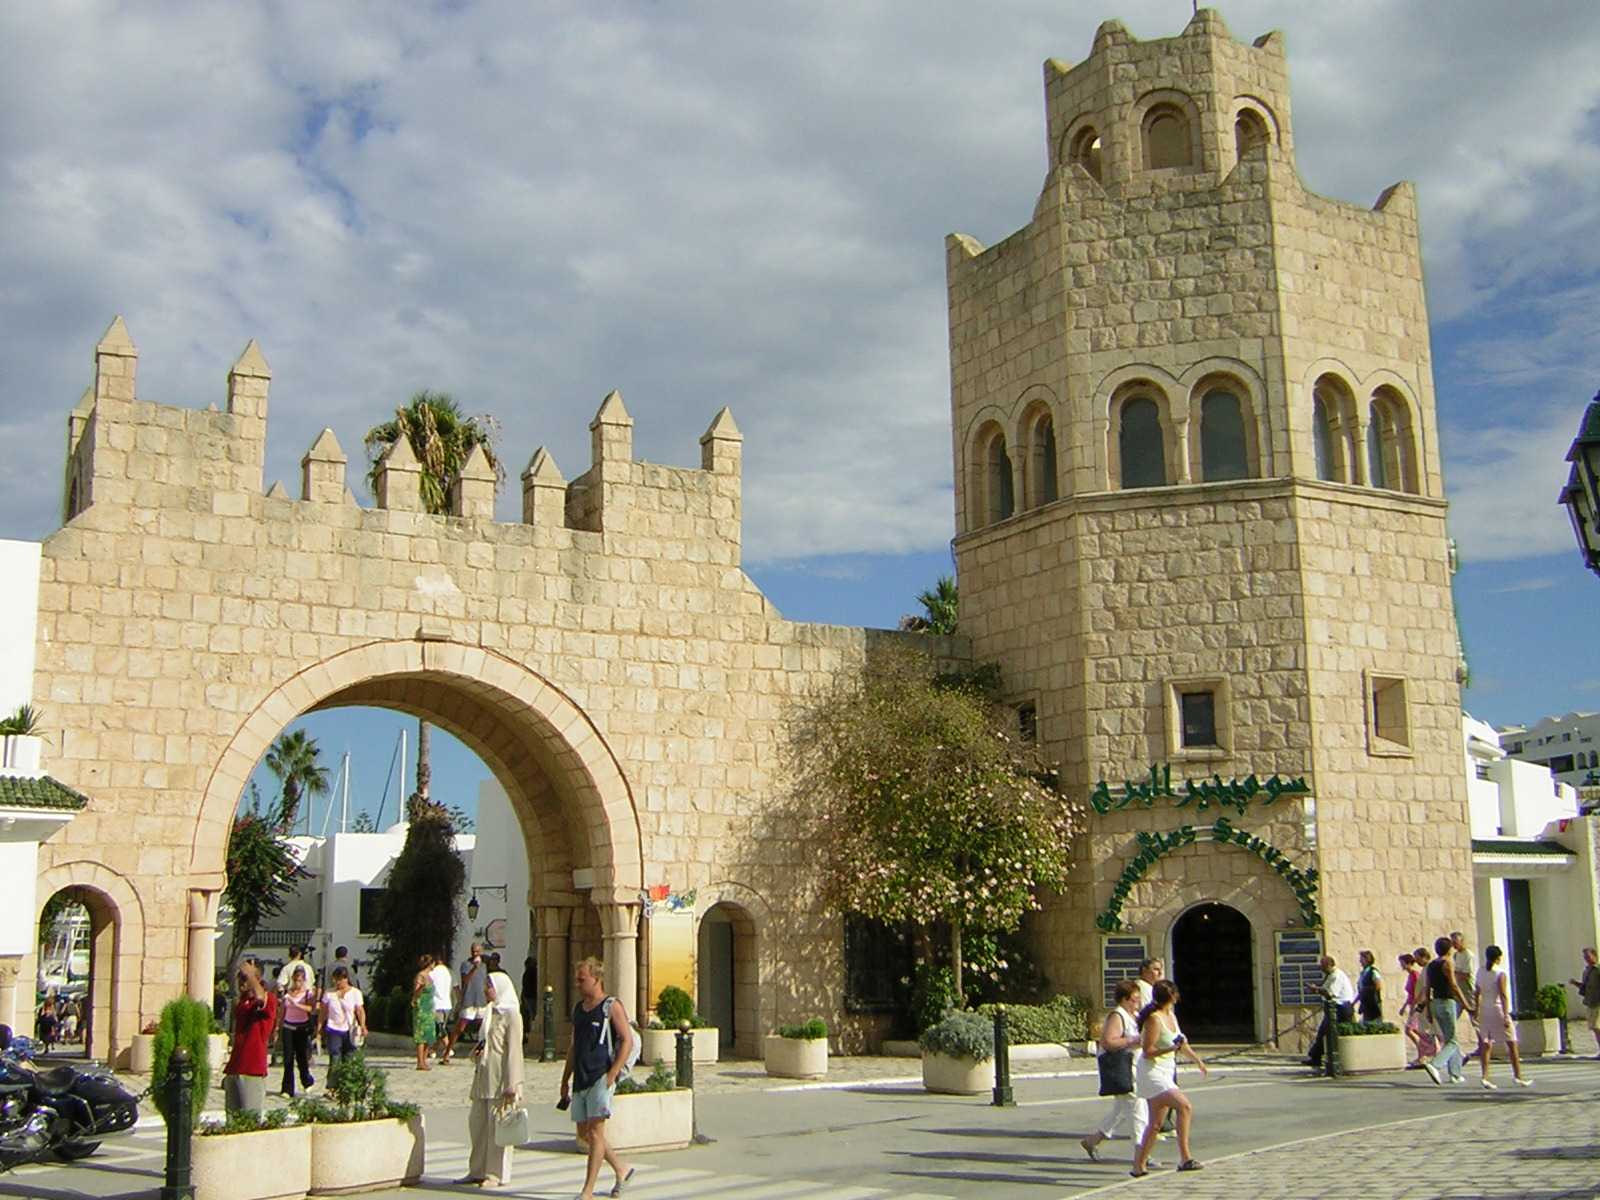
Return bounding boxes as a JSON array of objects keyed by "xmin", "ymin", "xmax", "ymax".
[
  {"xmin": 1130, "ymin": 980, "xmax": 1207, "ymax": 1178},
  {"xmin": 1475, "ymin": 945, "xmax": 1532, "ymax": 1089}
]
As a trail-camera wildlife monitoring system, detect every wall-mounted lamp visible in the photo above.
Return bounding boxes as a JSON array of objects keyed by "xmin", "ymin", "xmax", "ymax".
[{"xmin": 466, "ymin": 884, "xmax": 508, "ymax": 922}]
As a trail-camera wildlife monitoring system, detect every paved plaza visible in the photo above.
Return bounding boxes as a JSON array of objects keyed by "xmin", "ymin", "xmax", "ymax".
[{"xmin": 6, "ymin": 1049, "xmax": 1596, "ymax": 1198}]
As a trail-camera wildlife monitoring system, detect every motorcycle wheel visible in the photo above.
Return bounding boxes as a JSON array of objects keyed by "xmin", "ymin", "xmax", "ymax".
[{"xmin": 54, "ymin": 1140, "xmax": 100, "ymax": 1161}]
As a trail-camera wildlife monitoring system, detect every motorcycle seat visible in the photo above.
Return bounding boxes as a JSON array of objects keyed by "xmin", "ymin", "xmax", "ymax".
[{"xmin": 32, "ymin": 1066, "xmax": 78, "ymax": 1094}]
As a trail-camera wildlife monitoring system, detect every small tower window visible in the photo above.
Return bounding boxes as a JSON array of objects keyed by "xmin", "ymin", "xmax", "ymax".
[
  {"xmin": 1030, "ymin": 412, "xmax": 1058, "ymax": 507},
  {"xmin": 1234, "ymin": 109, "xmax": 1269, "ymax": 161},
  {"xmin": 987, "ymin": 431, "xmax": 1014, "ymax": 523},
  {"xmin": 1070, "ymin": 127, "xmax": 1103, "ymax": 182},
  {"xmin": 1199, "ymin": 389, "xmax": 1249, "ymax": 482},
  {"xmin": 1118, "ymin": 397, "xmax": 1167, "ymax": 489},
  {"xmin": 1311, "ymin": 375, "xmax": 1359, "ymax": 484},
  {"xmin": 1312, "ymin": 396, "xmax": 1336, "ymax": 482},
  {"xmin": 1366, "ymin": 403, "xmax": 1390, "ymax": 490},
  {"xmin": 1368, "ymin": 387, "xmax": 1420, "ymax": 494},
  {"xmin": 1144, "ymin": 104, "xmax": 1192, "ymax": 169}
]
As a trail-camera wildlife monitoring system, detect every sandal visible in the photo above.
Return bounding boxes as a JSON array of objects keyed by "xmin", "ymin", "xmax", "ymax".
[
  {"xmin": 1130, "ymin": 1167, "xmax": 1149, "ymax": 1178},
  {"xmin": 1178, "ymin": 1159, "xmax": 1203, "ymax": 1171},
  {"xmin": 1079, "ymin": 1137, "xmax": 1100, "ymax": 1161}
]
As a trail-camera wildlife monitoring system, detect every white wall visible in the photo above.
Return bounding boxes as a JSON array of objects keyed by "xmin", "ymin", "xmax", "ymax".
[
  {"xmin": 0, "ymin": 540, "xmax": 41, "ymax": 715},
  {"xmin": 468, "ymin": 781, "xmax": 531, "ymax": 980},
  {"xmin": 0, "ymin": 841, "xmax": 41, "ymax": 958}
]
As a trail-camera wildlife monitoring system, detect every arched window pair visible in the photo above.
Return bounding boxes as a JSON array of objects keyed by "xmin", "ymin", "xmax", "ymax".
[
  {"xmin": 971, "ymin": 410, "xmax": 1059, "ymax": 528},
  {"xmin": 1310, "ymin": 375, "xmax": 1419, "ymax": 493},
  {"xmin": 1113, "ymin": 385, "xmax": 1253, "ymax": 489}
]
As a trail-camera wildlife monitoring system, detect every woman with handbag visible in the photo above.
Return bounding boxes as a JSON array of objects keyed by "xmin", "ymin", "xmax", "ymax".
[
  {"xmin": 462, "ymin": 953, "xmax": 524, "ymax": 1189},
  {"xmin": 1080, "ymin": 980, "xmax": 1147, "ymax": 1162}
]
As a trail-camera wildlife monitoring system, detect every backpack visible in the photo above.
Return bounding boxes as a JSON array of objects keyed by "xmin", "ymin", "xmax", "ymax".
[{"xmin": 598, "ymin": 996, "xmax": 642, "ymax": 1080}]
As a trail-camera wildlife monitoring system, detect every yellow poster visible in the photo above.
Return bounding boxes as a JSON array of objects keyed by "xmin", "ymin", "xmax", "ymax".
[{"xmin": 646, "ymin": 892, "xmax": 697, "ymax": 1014}]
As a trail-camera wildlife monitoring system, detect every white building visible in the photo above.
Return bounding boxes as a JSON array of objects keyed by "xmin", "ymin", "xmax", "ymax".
[
  {"xmin": 1498, "ymin": 712, "xmax": 1600, "ymax": 794},
  {"xmin": 1466, "ymin": 714, "xmax": 1600, "ymax": 1013}
]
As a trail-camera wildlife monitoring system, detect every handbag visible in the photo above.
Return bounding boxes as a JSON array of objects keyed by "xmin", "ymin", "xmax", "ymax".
[
  {"xmin": 493, "ymin": 1106, "xmax": 530, "ymax": 1148},
  {"xmin": 1096, "ymin": 1008, "xmax": 1136, "ymax": 1096}
]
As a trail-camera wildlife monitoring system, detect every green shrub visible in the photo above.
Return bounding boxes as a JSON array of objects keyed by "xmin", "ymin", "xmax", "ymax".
[
  {"xmin": 919, "ymin": 1010, "xmax": 994, "ymax": 1062},
  {"xmin": 198, "ymin": 1107, "xmax": 292, "ymax": 1136},
  {"xmin": 976, "ymin": 994, "xmax": 1091, "ymax": 1044},
  {"xmin": 152, "ymin": 997, "xmax": 214, "ymax": 1131},
  {"xmin": 615, "ymin": 1059, "xmax": 675, "ymax": 1094},
  {"xmin": 777, "ymin": 1018, "xmax": 828, "ymax": 1040},
  {"xmin": 1536, "ymin": 984, "xmax": 1568, "ymax": 1020},
  {"xmin": 389, "ymin": 988, "xmax": 414, "ymax": 1034},
  {"xmin": 655, "ymin": 986, "xmax": 694, "ymax": 1026},
  {"xmin": 911, "ymin": 963, "xmax": 962, "ymax": 1035},
  {"xmin": 1335, "ymin": 1021, "xmax": 1399, "ymax": 1036}
]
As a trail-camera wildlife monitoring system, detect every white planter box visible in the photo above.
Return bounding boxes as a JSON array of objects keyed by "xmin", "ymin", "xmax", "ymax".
[
  {"xmin": 574, "ymin": 1089, "xmax": 693, "ymax": 1154},
  {"xmin": 1334, "ymin": 1031, "xmax": 1407, "ymax": 1073},
  {"xmin": 208, "ymin": 1033, "xmax": 229, "ymax": 1074},
  {"xmin": 1515, "ymin": 1017, "xmax": 1561, "ymax": 1057},
  {"xmin": 1, "ymin": 735, "xmax": 41, "ymax": 772},
  {"xmin": 921, "ymin": 1051, "xmax": 994, "ymax": 1095},
  {"xmin": 130, "ymin": 1033, "xmax": 155, "ymax": 1074},
  {"xmin": 691, "ymin": 1027, "xmax": 719, "ymax": 1065},
  {"xmin": 309, "ymin": 1114, "xmax": 425, "ymax": 1195},
  {"xmin": 639, "ymin": 1027, "xmax": 678, "ymax": 1069},
  {"xmin": 764, "ymin": 1035, "xmax": 828, "ymax": 1079},
  {"xmin": 193, "ymin": 1124, "xmax": 311, "ymax": 1200}
]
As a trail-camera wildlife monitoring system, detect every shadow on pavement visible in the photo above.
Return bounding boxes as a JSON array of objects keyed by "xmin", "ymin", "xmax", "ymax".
[
  {"xmin": 1514, "ymin": 1143, "xmax": 1600, "ymax": 1161},
  {"xmin": 925, "ymin": 1125, "xmax": 1090, "ymax": 1140}
]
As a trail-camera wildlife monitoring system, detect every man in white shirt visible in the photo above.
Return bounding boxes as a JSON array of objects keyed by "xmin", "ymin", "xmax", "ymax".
[
  {"xmin": 1134, "ymin": 958, "xmax": 1163, "ymax": 1009},
  {"xmin": 428, "ymin": 955, "xmax": 453, "ymax": 1057},
  {"xmin": 1450, "ymin": 932, "xmax": 1476, "ymax": 1009},
  {"xmin": 1306, "ymin": 954, "xmax": 1356, "ymax": 1071},
  {"xmin": 277, "ymin": 945, "xmax": 316, "ymax": 993}
]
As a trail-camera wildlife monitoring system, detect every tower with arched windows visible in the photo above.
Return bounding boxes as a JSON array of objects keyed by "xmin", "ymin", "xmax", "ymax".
[{"xmin": 947, "ymin": 10, "xmax": 1469, "ymax": 1043}]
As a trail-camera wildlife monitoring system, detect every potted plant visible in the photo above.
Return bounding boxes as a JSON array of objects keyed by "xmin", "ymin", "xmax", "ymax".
[
  {"xmin": 294, "ymin": 1052, "xmax": 424, "ymax": 1195},
  {"xmin": 0, "ymin": 703, "xmax": 43, "ymax": 772},
  {"xmin": 764, "ymin": 1018, "xmax": 829, "ymax": 1079},
  {"xmin": 575, "ymin": 1061, "xmax": 692, "ymax": 1154},
  {"xmin": 193, "ymin": 1108, "xmax": 311, "ymax": 1200},
  {"xmin": 1514, "ymin": 985, "xmax": 1567, "ymax": 1056},
  {"xmin": 1332, "ymin": 1020, "xmax": 1407, "ymax": 1073},
  {"xmin": 919, "ymin": 1010, "xmax": 995, "ymax": 1095},
  {"xmin": 131, "ymin": 1019, "xmax": 159, "ymax": 1074},
  {"xmin": 644, "ymin": 986, "xmax": 719, "ymax": 1065}
]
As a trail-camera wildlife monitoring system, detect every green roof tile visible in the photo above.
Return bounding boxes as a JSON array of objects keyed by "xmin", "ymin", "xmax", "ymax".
[
  {"xmin": 0, "ymin": 775, "xmax": 90, "ymax": 811},
  {"xmin": 1470, "ymin": 837, "xmax": 1575, "ymax": 857}
]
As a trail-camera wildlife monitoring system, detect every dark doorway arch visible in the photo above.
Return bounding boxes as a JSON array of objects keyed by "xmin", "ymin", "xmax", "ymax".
[{"xmin": 1171, "ymin": 903, "xmax": 1254, "ymax": 1040}]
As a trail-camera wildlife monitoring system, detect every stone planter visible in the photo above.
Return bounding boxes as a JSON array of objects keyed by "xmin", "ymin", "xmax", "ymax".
[
  {"xmin": 130, "ymin": 1033, "xmax": 155, "ymax": 1074},
  {"xmin": 691, "ymin": 1027, "xmax": 719, "ymax": 1064},
  {"xmin": 639, "ymin": 1027, "xmax": 677, "ymax": 1069},
  {"xmin": 764, "ymin": 1035, "xmax": 828, "ymax": 1079},
  {"xmin": 1514, "ymin": 1017, "xmax": 1561, "ymax": 1057},
  {"xmin": 574, "ymin": 1089, "xmax": 693, "ymax": 1154},
  {"xmin": 192, "ymin": 1124, "xmax": 311, "ymax": 1200},
  {"xmin": 208, "ymin": 1033, "xmax": 229, "ymax": 1074},
  {"xmin": 921, "ymin": 1051, "xmax": 994, "ymax": 1095},
  {"xmin": 1334, "ymin": 1031, "xmax": 1407, "ymax": 1074},
  {"xmin": 308, "ymin": 1114, "xmax": 425, "ymax": 1195}
]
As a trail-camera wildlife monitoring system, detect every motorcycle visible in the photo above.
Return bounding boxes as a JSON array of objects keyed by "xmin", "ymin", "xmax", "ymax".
[{"xmin": 0, "ymin": 1028, "xmax": 140, "ymax": 1169}]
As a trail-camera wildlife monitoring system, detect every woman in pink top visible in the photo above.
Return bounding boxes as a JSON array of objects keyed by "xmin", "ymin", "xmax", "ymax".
[
  {"xmin": 278, "ymin": 965, "xmax": 316, "ymax": 1096},
  {"xmin": 317, "ymin": 966, "xmax": 367, "ymax": 1064}
]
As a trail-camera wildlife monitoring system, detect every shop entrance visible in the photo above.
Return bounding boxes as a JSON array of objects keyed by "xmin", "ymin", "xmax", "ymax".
[{"xmin": 1171, "ymin": 903, "xmax": 1254, "ymax": 1040}]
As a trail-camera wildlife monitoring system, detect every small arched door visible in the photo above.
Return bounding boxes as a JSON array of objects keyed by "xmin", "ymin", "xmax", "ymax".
[{"xmin": 1171, "ymin": 903, "xmax": 1254, "ymax": 1040}]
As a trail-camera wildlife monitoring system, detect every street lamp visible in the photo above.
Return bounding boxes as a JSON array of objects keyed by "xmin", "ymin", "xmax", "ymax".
[
  {"xmin": 466, "ymin": 884, "xmax": 508, "ymax": 922},
  {"xmin": 1560, "ymin": 393, "xmax": 1600, "ymax": 579}
]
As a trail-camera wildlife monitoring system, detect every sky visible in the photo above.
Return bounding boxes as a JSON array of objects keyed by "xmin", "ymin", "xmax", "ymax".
[{"xmin": 4, "ymin": 2, "xmax": 1599, "ymax": 822}]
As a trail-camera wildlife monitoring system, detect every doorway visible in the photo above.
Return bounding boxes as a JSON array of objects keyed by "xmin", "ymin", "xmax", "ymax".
[
  {"xmin": 698, "ymin": 910, "xmax": 735, "ymax": 1051},
  {"xmin": 36, "ymin": 891, "xmax": 97, "ymax": 1059},
  {"xmin": 1171, "ymin": 902, "xmax": 1255, "ymax": 1040},
  {"xmin": 1505, "ymin": 880, "xmax": 1537, "ymax": 1014}
]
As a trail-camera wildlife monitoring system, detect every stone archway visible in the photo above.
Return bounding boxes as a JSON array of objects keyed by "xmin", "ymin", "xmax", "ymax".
[
  {"xmin": 695, "ymin": 882, "xmax": 772, "ymax": 1057},
  {"xmin": 29, "ymin": 861, "xmax": 145, "ymax": 1066},
  {"xmin": 185, "ymin": 639, "xmax": 645, "ymax": 1012}
]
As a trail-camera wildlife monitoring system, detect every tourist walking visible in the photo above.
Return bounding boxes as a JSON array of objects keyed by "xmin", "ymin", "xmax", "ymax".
[
  {"xmin": 1451, "ymin": 931, "xmax": 1476, "ymax": 1012},
  {"xmin": 1569, "ymin": 947, "xmax": 1600, "ymax": 1058},
  {"xmin": 1134, "ymin": 958, "xmax": 1163, "ymax": 1009},
  {"xmin": 1474, "ymin": 945, "xmax": 1532, "ymax": 1089},
  {"xmin": 278, "ymin": 965, "xmax": 317, "ymax": 1096},
  {"xmin": 1419, "ymin": 936, "xmax": 1473, "ymax": 1084},
  {"xmin": 1130, "ymin": 981, "xmax": 1206, "ymax": 1177},
  {"xmin": 520, "ymin": 955, "xmax": 538, "ymax": 1039},
  {"xmin": 412, "ymin": 955, "xmax": 437, "ymax": 1071},
  {"xmin": 277, "ymin": 944, "xmax": 316, "ymax": 993},
  {"xmin": 560, "ymin": 956, "xmax": 636, "ymax": 1200},
  {"xmin": 461, "ymin": 954, "xmax": 524, "ymax": 1190},
  {"xmin": 223, "ymin": 961, "xmax": 277, "ymax": 1114},
  {"xmin": 428, "ymin": 954, "xmax": 454, "ymax": 1062},
  {"xmin": 1306, "ymin": 955, "xmax": 1355, "ymax": 1072},
  {"xmin": 1397, "ymin": 953, "xmax": 1423, "ymax": 1063},
  {"xmin": 443, "ymin": 943, "xmax": 490, "ymax": 1062},
  {"xmin": 35, "ymin": 998, "xmax": 58, "ymax": 1052},
  {"xmin": 318, "ymin": 965, "xmax": 366, "ymax": 1064},
  {"xmin": 1410, "ymin": 947, "xmax": 1441, "ymax": 1062},
  {"xmin": 1356, "ymin": 950, "xmax": 1383, "ymax": 1024},
  {"xmin": 1081, "ymin": 980, "xmax": 1148, "ymax": 1163}
]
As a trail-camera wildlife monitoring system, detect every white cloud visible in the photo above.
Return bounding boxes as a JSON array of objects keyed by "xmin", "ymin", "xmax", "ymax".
[
  {"xmin": 1, "ymin": 2, "xmax": 1597, "ymax": 564},
  {"xmin": 1444, "ymin": 402, "xmax": 1589, "ymax": 563}
]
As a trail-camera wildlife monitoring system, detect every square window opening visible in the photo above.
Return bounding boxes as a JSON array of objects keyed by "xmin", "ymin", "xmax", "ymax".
[
  {"xmin": 1369, "ymin": 675, "xmax": 1410, "ymax": 751},
  {"xmin": 1179, "ymin": 691, "xmax": 1218, "ymax": 748}
]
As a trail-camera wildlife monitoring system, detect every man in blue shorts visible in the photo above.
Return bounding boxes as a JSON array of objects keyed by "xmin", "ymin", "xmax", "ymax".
[{"xmin": 559, "ymin": 956, "xmax": 636, "ymax": 1199}]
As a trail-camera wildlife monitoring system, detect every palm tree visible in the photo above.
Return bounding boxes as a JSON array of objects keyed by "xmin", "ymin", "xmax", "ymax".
[
  {"xmin": 900, "ymin": 575, "xmax": 959, "ymax": 635},
  {"xmin": 264, "ymin": 729, "xmax": 331, "ymax": 835},
  {"xmin": 363, "ymin": 390, "xmax": 504, "ymax": 516},
  {"xmin": 365, "ymin": 391, "xmax": 503, "ymax": 818}
]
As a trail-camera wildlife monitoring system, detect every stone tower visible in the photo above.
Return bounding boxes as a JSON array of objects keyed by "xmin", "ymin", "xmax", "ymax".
[{"xmin": 947, "ymin": 10, "xmax": 1468, "ymax": 1041}]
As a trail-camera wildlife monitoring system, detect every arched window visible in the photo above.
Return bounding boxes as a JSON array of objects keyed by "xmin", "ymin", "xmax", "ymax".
[
  {"xmin": 1070, "ymin": 126, "xmax": 1103, "ymax": 182},
  {"xmin": 1368, "ymin": 387, "xmax": 1420, "ymax": 494},
  {"xmin": 1366, "ymin": 403, "xmax": 1389, "ymax": 490},
  {"xmin": 1199, "ymin": 389, "xmax": 1249, "ymax": 482},
  {"xmin": 1234, "ymin": 109, "xmax": 1269, "ymax": 160},
  {"xmin": 1118, "ymin": 397, "xmax": 1167, "ymax": 488},
  {"xmin": 1029, "ymin": 412, "xmax": 1058, "ymax": 507},
  {"xmin": 1144, "ymin": 104, "xmax": 1192, "ymax": 169},
  {"xmin": 987, "ymin": 431, "xmax": 1014, "ymax": 522},
  {"xmin": 1312, "ymin": 396, "xmax": 1335, "ymax": 482}
]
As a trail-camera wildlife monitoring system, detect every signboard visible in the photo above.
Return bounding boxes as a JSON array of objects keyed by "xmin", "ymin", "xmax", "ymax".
[
  {"xmin": 1275, "ymin": 929, "xmax": 1324, "ymax": 1007},
  {"xmin": 1101, "ymin": 934, "xmax": 1147, "ymax": 1009}
]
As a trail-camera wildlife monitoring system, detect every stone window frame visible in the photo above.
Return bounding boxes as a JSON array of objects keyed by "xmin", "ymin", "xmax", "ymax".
[
  {"xmin": 1311, "ymin": 373, "xmax": 1361, "ymax": 484},
  {"xmin": 1187, "ymin": 372, "xmax": 1261, "ymax": 484},
  {"xmin": 1365, "ymin": 671, "xmax": 1413, "ymax": 757},
  {"xmin": 1164, "ymin": 674, "xmax": 1233, "ymax": 762},
  {"xmin": 1108, "ymin": 381, "xmax": 1178, "ymax": 490},
  {"xmin": 1137, "ymin": 89, "xmax": 1202, "ymax": 172},
  {"xmin": 965, "ymin": 417, "xmax": 1016, "ymax": 529},
  {"xmin": 1015, "ymin": 698, "xmax": 1039, "ymax": 744},
  {"xmin": 1230, "ymin": 98, "xmax": 1276, "ymax": 166},
  {"xmin": 1019, "ymin": 398, "xmax": 1060, "ymax": 510},
  {"xmin": 1366, "ymin": 385, "xmax": 1421, "ymax": 495},
  {"xmin": 1062, "ymin": 120, "xmax": 1105, "ymax": 183}
]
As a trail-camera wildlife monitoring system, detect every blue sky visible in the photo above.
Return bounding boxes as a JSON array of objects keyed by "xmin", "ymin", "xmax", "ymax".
[{"xmin": 4, "ymin": 3, "xmax": 1598, "ymax": 817}]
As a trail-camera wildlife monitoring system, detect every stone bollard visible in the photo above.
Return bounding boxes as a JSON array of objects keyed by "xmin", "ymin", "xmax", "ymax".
[
  {"xmin": 541, "ymin": 986, "xmax": 556, "ymax": 1063},
  {"xmin": 160, "ymin": 1045, "xmax": 195, "ymax": 1200},
  {"xmin": 992, "ymin": 1006, "xmax": 1015, "ymax": 1107},
  {"xmin": 1323, "ymin": 998, "xmax": 1339, "ymax": 1078},
  {"xmin": 675, "ymin": 1020, "xmax": 694, "ymax": 1090}
]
